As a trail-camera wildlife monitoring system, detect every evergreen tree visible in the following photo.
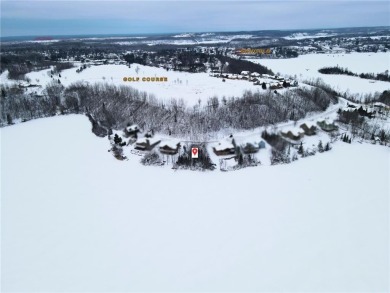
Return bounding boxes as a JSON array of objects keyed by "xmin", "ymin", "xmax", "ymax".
[
  {"xmin": 262, "ymin": 82, "xmax": 266, "ymax": 89},
  {"xmin": 7, "ymin": 113, "xmax": 13, "ymax": 125},
  {"xmin": 114, "ymin": 134, "xmax": 123, "ymax": 145},
  {"xmin": 318, "ymin": 140, "xmax": 324, "ymax": 153},
  {"xmin": 324, "ymin": 142, "xmax": 331, "ymax": 151},
  {"xmin": 379, "ymin": 129, "xmax": 386, "ymax": 142},
  {"xmin": 237, "ymin": 153, "xmax": 244, "ymax": 165},
  {"xmin": 298, "ymin": 142, "xmax": 304, "ymax": 156}
]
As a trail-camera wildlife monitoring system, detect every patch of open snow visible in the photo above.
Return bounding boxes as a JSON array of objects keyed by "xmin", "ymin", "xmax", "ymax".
[{"xmin": 1, "ymin": 115, "xmax": 389, "ymax": 292}]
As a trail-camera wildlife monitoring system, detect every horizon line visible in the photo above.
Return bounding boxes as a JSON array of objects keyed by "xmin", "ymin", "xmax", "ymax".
[{"xmin": 1, "ymin": 25, "xmax": 389, "ymax": 39}]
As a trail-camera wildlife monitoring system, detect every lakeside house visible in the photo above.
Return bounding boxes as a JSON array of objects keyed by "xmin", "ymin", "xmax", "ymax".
[
  {"xmin": 135, "ymin": 137, "xmax": 161, "ymax": 151},
  {"xmin": 213, "ymin": 140, "xmax": 236, "ymax": 156},
  {"xmin": 317, "ymin": 120, "xmax": 339, "ymax": 132},
  {"xmin": 125, "ymin": 124, "xmax": 141, "ymax": 136},
  {"xmin": 281, "ymin": 128, "xmax": 305, "ymax": 140},
  {"xmin": 159, "ymin": 140, "xmax": 181, "ymax": 155},
  {"xmin": 300, "ymin": 122, "xmax": 317, "ymax": 136}
]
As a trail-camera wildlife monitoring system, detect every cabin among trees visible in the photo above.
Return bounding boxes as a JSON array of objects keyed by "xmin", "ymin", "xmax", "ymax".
[
  {"xmin": 159, "ymin": 141, "xmax": 181, "ymax": 155},
  {"xmin": 125, "ymin": 124, "xmax": 141, "ymax": 137},
  {"xmin": 242, "ymin": 142, "xmax": 259, "ymax": 154},
  {"xmin": 317, "ymin": 120, "xmax": 339, "ymax": 132},
  {"xmin": 300, "ymin": 123, "xmax": 317, "ymax": 136},
  {"xmin": 213, "ymin": 140, "xmax": 236, "ymax": 156},
  {"xmin": 240, "ymin": 140, "xmax": 266, "ymax": 154},
  {"xmin": 281, "ymin": 128, "xmax": 305, "ymax": 140}
]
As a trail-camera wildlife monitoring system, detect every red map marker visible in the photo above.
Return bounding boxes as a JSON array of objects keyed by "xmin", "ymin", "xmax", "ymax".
[{"xmin": 191, "ymin": 147, "xmax": 199, "ymax": 158}]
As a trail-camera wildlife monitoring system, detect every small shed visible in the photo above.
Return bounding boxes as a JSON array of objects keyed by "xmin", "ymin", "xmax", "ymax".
[{"xmin": 259, "ymin": 141, "xmax": 266, "ymax": 149}]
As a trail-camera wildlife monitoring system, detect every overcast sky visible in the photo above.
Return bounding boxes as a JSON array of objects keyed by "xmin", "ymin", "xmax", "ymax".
[{"xmin": 1, "ymin": 0, "xmax": 389, "ymax": 37}]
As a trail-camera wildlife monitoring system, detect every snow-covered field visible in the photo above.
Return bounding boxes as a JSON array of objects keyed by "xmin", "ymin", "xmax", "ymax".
[
  {"xmin": 0, "ymin": 64, "xmax": 264, "ymax": 106},
  {"xmin": 250, "ymin": 52, "xmax": 390, "ymax": 98},
  {"xmin": 1, "ymin": 115, "xmax": 389, "ymax": 292}
]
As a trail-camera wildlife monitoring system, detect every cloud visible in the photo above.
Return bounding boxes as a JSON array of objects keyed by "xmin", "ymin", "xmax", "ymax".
[{"xmin": 1, "ymin": 1, "xmax": 389, "ymax": 37}]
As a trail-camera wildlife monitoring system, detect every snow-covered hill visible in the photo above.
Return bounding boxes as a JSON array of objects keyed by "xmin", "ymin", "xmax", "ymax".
[
  {"xmin": 250, "ymin": 52, "xmax": 390, "ymax": 99},
  {"xmin": 1, "ymin": 115, "xmax": 389, "ymax": 292}
]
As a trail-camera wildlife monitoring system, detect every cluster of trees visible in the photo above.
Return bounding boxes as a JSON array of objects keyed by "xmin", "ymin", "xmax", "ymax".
[
  {"xmin": 372, "ymin": 129, "xmax": 388, "ymax": 144},
  {"xmin": 261, "ymin": 130, "xmax": 291, "ymax": 165},
  {"xmin": 217, "ymin": 55, "xmax": 273, "ymax": 75},
  {"xmin": 272, "ymin": 47, "xmax": 299, "ymax": 58},
  {"xmin": 109, "ymin": 133, "xmax": 127, "ymax": 160},
  {"xmin": 0, "ymin": 52, "xmax": 74, "ymax": 80},
  {"xmin": 318, "ymin": 66, "xmax": 355, "ymax": 76},
  {"xmin": 175, "ymin": 144, "xmax": 216, "ymax": 171},
  {"xmin": 359, "ymin": 72, "xmax": 390, "ymax": 82},
  {"xmin": 53, "ymin": 62, "xmax": 74, "ymax": 73},
  {"xmin": 319, "ymin": 66, "xmax": 390, "ymax": 82},
  {"xmin": 337, "ymin": 107, "xmax": 389, "ymax": 145},
  {"xmin": 122, "ymin": 50, "xmax": 274, "ymax": 75},
  {"xmin": 141, "ymin": 151, "xmax": 163, "ymax": 166},
  {"xmin": 377, "ymin": 90, "xmax": 390, "ymax": 105},
  {"xmin": 303, "ymin": 78, "xmax": 340, "ymax": 98},
  {"xmin": 338, "ymin": 107, "xmax": 374, "ymax": 126},
  {"xmin": 123, "ymin": 53, "xmax": 148, "ymax": 65},
  {"xmin": 262, "ymin": 128, "xmax": 333, "ymax": 165},
  {"xmin": 1, "ymin": 78, "xmax": 338, "ymax": 142},
  {"xmin": 341, "ymin": 134, "xmax": 352, "ymax": 144}
]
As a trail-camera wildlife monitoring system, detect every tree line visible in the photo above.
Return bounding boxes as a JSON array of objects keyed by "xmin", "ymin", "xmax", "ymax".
[
  {"xmin": 1, "ymin": 80, "xmax": 337, "ymax": 143},
  {"xmin": 319, "ymin": 66, "xmax": 390, "ymax": 82}
]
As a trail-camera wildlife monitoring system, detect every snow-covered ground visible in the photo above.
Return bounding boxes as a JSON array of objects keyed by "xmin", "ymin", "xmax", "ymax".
[
  {"xmin": 1, "ymin": 115, "xmax": 389, "ymax": 292},
  {"xmin": 283, "ymin": 32, "xmax": 337, "ymax": 40},
  {"xmin": 0, "ymin": 64, "xmax": 266, "ymax": 106},
  {"xmin": 249, "ymin": 52, "xmax": 390, "ymax": 99},
  {"xmin": 2, "ymin": 53, "xmax": 388, "ymax": 106}
]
